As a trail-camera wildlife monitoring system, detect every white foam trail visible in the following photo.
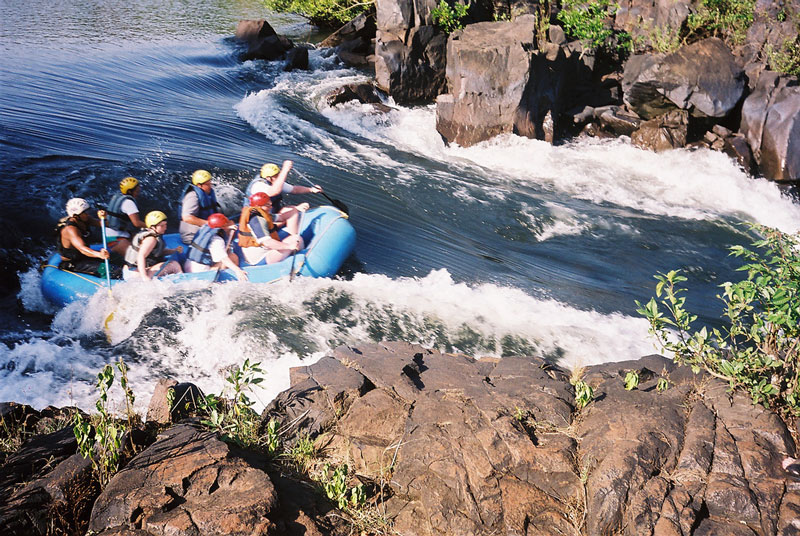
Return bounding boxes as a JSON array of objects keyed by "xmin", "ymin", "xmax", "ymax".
[{"xmin": 11, "ymin": 270, "xmax": 655, "ymax": 413}]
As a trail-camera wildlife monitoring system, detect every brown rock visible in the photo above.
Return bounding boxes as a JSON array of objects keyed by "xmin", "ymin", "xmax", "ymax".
[{"xmin": 631, "ymin": 109, "xmax": 689, "ymax": 151}]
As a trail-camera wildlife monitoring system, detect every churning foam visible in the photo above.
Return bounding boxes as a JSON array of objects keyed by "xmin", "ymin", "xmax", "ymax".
[{"xmin": 10, "ymin": 268, "xmax": 654, "ymax": 413}]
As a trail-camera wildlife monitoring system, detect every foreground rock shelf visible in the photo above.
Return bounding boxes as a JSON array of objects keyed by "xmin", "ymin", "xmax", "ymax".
[{"xmin": 2, "ymin": 342, "xmax": 799, "ymax": 535}]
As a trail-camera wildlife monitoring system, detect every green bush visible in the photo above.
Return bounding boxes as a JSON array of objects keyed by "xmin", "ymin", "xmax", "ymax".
[
  {"xmin": 557, "ymin": 0, "xmax": 615, "ymax": 49},
  {"xmin": 764, "ymin": 36, "xmax": 800, "ymax": 77},
  {"xmin": 431, "ymin": 0, "xmax": 470, "ymax": 34},
  {"xmin": 264, "ymin": 0, "xmax": 373, "ymax": 28},
  {"xmin": 685, "ymin": 0, "xmax": 756, "ymax": 45},
  {"xmin": 636, "ymin": 224, "xmax": 800, "ymax": 416}
]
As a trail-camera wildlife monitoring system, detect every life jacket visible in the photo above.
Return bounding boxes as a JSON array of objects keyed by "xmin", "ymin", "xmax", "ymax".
[
  {"xmin": 187, "ymin": 225, "xmax": 224, "ymax": 265},
  {"xmin": 179, "ymin": 184, "xmax": 220, "ymax": 220},
  {"xmin": 238, "ymin": 206, "xmax": 279, "ymax": 248},
  {"xmin": 244, "ymin": 177, "xmax": 283, "ymax": 211},
  {"xmin": 105, "ymin": 193, "xmax": 136, "ymax": 233},
  {"xmin": 124, "ymin": 229, "xmax": 166, "ymax": 267},
  {"xmin": 55, "ymin": 217, "xmax": 91, "ymax": 262}
]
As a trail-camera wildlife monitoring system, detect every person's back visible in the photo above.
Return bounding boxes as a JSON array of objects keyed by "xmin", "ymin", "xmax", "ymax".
[
  {"xmin": 183, "ymin": 213, "xmax": 248, "ymax": 281},
  {"xmin": 105, "ymin": 176, "xmax": 146, "ymax": 255},
  {"xmin": 179, "ymin": 169, "xmax": 221, "ymax": 244}
]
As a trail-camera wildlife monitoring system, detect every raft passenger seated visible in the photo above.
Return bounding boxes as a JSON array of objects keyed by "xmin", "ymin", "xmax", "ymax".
[
  {"xmin": 183, "ymin": 213, "xmax": 248, "ymax": 281},
  {"xmin": 122, "ymin": 211, "xmax": 183, "ymax": 281}
]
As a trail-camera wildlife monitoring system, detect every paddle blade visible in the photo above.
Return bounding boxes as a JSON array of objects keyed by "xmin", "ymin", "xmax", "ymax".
[
  {"xmin": 103, "ymin": 310, "xmax": 114, "ymax": 343},
  {"xmin": 330, "ymin": 198, "xmax": 349, "ymax": 215}
]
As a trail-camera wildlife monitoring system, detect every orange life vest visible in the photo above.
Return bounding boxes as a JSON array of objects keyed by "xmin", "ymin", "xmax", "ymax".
[{"xmin": 238, "ymin": 206, "xmax": 279, "ymax": 248}]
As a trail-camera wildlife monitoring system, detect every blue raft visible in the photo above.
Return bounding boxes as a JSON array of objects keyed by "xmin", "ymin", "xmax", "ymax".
[{"xmin": 41, "ymin": 206, "xmax": 355, "ymax": 307}]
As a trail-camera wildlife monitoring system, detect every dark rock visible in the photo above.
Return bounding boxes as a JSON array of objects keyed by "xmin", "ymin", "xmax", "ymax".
[
  {"xmin": 595, "ymin": 105, "xmax": 642, "ymax": 136},
  {"xmin": 234, "ymin": 19, "xmax": 294, "ymax": 62},
  {"xmin": 284, "ymin": 47, "xmax": 309, "ymax": 71},
  {"xmin": 146, "ymin": 379, "xmax": 202, "ymax": 425},
  {"xmin": 723, "ymin": 134, "xmax": 755, "ymax": 173},
  {"xmin": 631, "ymin": 109, "xmax": 689, "ymax": 151},
  {"xmin": 0, "ymin": 402, "xmax": 40, "ymax": 436},
  {"xmin": 320, "ymin": 12, "xmax": 376, "ymax": 66},
  {"xmin": 614, "ymin": 0, "xmax": 694, "ymax": 35},
  {"xmin": 325, "ymin": 82, "xmax": 386, "ymax": 107},
  {"xmin": 622, "ymin": 38, "xmax": 746, "ymax": 120},
  {"xmin": 739, "ymin": 72, "xmax": 800, "ymax": 182},
  {"xmin": 88, "ymin": 424, "xmax": 278, "ymax": 535},
  {"xmin": 374, "ymin": 0, "xmax": 448, "ymax": 103},
  {"xmin": 0, "ymin": 426, "xmax": 77, "ymax": 500},
  {"xmin": 548, "ymin": 24, "xmax": 566, "ymax": 45}
]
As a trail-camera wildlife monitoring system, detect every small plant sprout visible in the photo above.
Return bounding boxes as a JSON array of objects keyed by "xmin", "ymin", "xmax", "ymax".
[
  {"xmin": 320, "ymin": 463, "xmax": 366, "ymax": 510},
  {"xmin": 657, "ymin": 377, "xmax": 670, "ymax": 392},
  {"xmin": 624, "ymin": 371, "xmax": 640, "ymax": 390},
  {"xmin": 574, "ymin": 380, "xmax": 594, "ymax": 410}
]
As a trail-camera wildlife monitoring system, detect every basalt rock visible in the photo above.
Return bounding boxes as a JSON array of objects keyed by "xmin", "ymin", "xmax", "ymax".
[
  {"xmin": 267, "ymin": 342, "xmax": 799, "ymax": 536},
  {"xmin": 320, "ymin": 12, "xmax": 377, "ymax": 67},
  {"xmin": 146, "ymin": 379, "xmax": 203, "ymax": 425},
  {"xmin": 234, "ymin": 19, "xmax": 294, "ymax": 62},
  {"xmin": 284, "ymin": 46, "xmax": 309, "ymax": 71},
  {"xmin": 739, "ymin": 71, "xmax": 800, "ymax": 182},
  {"xmin": 631, "ymin": 109, "xmax": 690, "ymax": 151},
  {"xmin": 623, "ymin": 38, "xmax": 746, "ymax": 121},
  {"xmin": 614, "ymin": 0, "xmax": 693, "ymax": 36},
  {"xmin": 374, "ymin": 0, "xmax": 448, "ymax": 103}
]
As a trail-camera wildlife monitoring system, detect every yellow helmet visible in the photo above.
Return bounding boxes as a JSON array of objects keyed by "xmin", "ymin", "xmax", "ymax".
[
  {"xmin": 260, "ymin": 163, "xmax": 280, "ymax": 178},
  {"xmin": 192, "ymin": 169, "xmax": 212, "ymax": 185},
  {"xmin": 145, "ymin": 210, "xmax": 167, "ymax": 228},
  {"xmin": 120, "ymin": 176, "xmax": 139, "ymax": 194}
]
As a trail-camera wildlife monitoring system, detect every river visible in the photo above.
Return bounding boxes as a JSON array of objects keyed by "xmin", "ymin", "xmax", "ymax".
[{"xmin": 2, "ymin": 0, "xmax": 798, "ymax": 412}]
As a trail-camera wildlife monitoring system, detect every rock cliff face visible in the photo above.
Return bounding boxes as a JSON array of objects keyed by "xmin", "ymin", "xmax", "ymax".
[{"xmin": 266, "ymin": 342, "xmax": 800, "ymax": 536}]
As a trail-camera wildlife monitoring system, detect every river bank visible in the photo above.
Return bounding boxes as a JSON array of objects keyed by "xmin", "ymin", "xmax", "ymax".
[{"xmin": 2, "ymin": 342, "xmax": 799, "ymax": 535}]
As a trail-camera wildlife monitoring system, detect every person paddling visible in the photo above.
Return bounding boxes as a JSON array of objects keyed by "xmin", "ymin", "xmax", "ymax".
[
  {"xmin": 183, "ymin": 213, "xmax": 248, "ymax": 281},
  {"xmin": 56, "ymin": 198, "xmax": 111, "ymax": 276},
  {"xmin": 179, "ymin": 169, "xmax": 222, "ymax": 245},
  {"xmin": 105, "ymin": 176, "xmax": 146, "ymax": 256},
  {"xmin": 244, "ymin": 160, "xmax": 322, "ymax": 224},
  {"xmin": 122, "ymin": 211, "xmax": 183, "ymax": 281},
  {"xmin": 238, "ymin": 192, "xmax": 305, "ymax": 266}
]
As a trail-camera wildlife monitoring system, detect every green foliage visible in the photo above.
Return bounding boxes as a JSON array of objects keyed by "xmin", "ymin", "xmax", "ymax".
[
  {"xmin": 264, "ymin": 417, "xmax": 281, "ymax": 456},
  {"xmin": 634, "ymin": 20, "xmax": 683, "ymax": 53},
  {"xmin": 636, "ymin": 224, "xmax": 800, "ymax": 415},
  {"xmin": 320, "ymin": 463, "xmax": 366, "ymax": 510},
  {"xmin": 657, "ymin": 377, "xmax": 670, "ymax": 392},
  {"xmin": 263, "ymin": 0, "xmax": 373, "ymax": 28},
  {"xmin": 573, "ymin": 380, "xmax": 594, "ymax": 410},
  {"xmin": 685, "ymin": 0, "xmax": 756, "ymax": 45},
  {"xmin": 624, "ymin": 371, "xmax": 640, "ymax": 390},
  {"xmin": 431, "ymin": 0, "xmax": 470, "ymax": 34},
  {"xmin": 764, "ymin": 37, "xmax": 800, "ymax": 77},
  {"xmin": 73, "ymin": 359, "xmax": 135, "ymax": 487},
  {"xmin": 557, "ymin": 0, "xmax": 616, "ymax": 49},
  {"xmin": 286, "ymin": 433, "xmax": 318, "ymax": 471},
  {"xmin": 199, "ymin": 358, "xmax": 265, "ymax": 449}
]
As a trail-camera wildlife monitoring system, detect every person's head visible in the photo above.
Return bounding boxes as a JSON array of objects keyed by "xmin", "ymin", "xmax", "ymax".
[
  {"xmin": 192, "ymin": 169, "xmax": 213, "ymax": 193},
  {"xmin": 260, "ymin": 163, "xmax": 280, "ymax": 181},
  {"xmin": 249, "ymin": 192, "xmax": 271, "ymax": 209},
  {"xmin": 145, "ymin": 210, "xmax": 168, "ymax": 233},
  {"xmin": 120, "ymin": 176, "xmax": 139, "ymax": 196},
  {"xmin": 207, "ymin": 213, "xmax": 233, "ymax": 229},
  {"xmin": 66, "ymin": 198, "xmax": 90, "ymax": 219}
]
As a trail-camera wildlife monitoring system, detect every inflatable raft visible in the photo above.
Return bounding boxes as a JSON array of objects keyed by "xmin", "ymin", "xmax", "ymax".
[{"xmin": 41, "ymin": 206, "xmax": 355, "ymax": 307}]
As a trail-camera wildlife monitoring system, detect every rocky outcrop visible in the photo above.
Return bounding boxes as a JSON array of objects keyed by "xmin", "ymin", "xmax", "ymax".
[
  {"xmin": 266, "ymin": 342, "xmax": 800, "ymax": 536},
  {"xmin": 623, "ymin": 38, "xmax": 747, "ymax": 120},
  {"xmin": 374, "ymin": 0, "xmax": 448, "ymax": 103},
  {"xmin": 234, "ymin": 20, "xmax": 294, "ymax": 61},
  {"xmin": 320, "ymin": 12, "xmax": 377, "ymax": 66},
  {"xmin": 325, "ymin": 82, "xmax": 393, "ymax": 112},
  {"xmin": 614, "ymin": 0, "xmax": 694, "ymax": 35},
  {"xmin": 740, "ymin": 71, "xmax": 800, "ymax": 182},
  {"xmin": 88, "ymin": 424, "xmax": 346, "ymax": 535}
]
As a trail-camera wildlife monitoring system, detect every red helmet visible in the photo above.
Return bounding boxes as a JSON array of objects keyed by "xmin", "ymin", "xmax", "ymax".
[
  {"xmin": 207, "ymin": 213, "xmax": 231, "ymax": 229},
  {"xmin": 249, "ymin": 192, "xmax": 270, "ymax": 207}
]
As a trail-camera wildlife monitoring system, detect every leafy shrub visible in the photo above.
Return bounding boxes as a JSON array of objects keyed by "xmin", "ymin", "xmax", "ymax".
[
  {"xmin": 623, "ymin": 371, "xmax": 639, "ymax": 390},
  {"xmin": 320, "ymin": 463, "xmax": 366, "ymax": 509},
  {"xmin": 685, "ymin": 0, "xmax": 756, "ymax": 45},
  {"xmin": 431, "ymin": 0, "xmax": 470, "ymax": 34},
  {"xmin": 636, "ymin": 224, "xmax": 800, "ymax": 416},
  {"xmin": 764, "ymin": 36, "xmax": 800, "ymax": 77},
  {"xmin": 557, "ymin": 0, "xmax": 615, "ymax": 49},
  {"xmin": 264, "ymin": 0, "xmax": 373, "ymax": 28},
  {"xmin": 573, "ymin": 380, "xmax": 594, "ymax": 409}
]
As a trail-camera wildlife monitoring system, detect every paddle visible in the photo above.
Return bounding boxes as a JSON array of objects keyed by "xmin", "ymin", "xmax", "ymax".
[
  {"xmin": 99, "ymin": 214, "xmax": 115, "ymax": 339},
  {"xmin": 297, "ymin": 174, "xmax": 349, "ymax": 215},
  {"xmin": 212, "ymin": 227, "xmax": 237, "ymax": 283},
  {"xmin": 289, "ymin": 211, "xmax": 304, "ymax": 282}
]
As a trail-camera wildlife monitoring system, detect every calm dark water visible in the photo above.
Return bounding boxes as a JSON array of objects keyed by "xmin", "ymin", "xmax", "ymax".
[{"xmin": 2, "ymin": 0, "xmax": 799, "ymax": 410}]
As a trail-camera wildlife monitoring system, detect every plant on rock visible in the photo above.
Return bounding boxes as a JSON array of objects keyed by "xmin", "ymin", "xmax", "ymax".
[
  {"xmin": 557, "ymin": 0, "xmax": 615, "ymax": 49},
  {"xmin": 636, "ymin": 224, "xmax": 800, "ymax": 416},
  {"xmin": 431, "ymin": 0, "xmax": 471, "ymax": 34},
  {"xmin": 685, "ymin": 0, "xmax": 756, "ymax": 45}
]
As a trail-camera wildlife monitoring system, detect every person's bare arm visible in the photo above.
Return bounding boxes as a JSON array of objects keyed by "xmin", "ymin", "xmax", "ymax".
[
  {"xmin": 63, "ymin": 226, "xmax": 109, "ymax": 259},
  {"xmin": 128, "ymin": 212, "xmax": 146, "ymax": 229},
  {"xmin": 265, "ymin": 160, "xmax": 293, "ymax": 196}
]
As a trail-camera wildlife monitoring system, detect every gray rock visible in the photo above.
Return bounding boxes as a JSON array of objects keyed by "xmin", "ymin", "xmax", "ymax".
[
  {"xmin": 234, "ymin": 19, "xmax": 293, "ymax": 62},
  {"xmin": 623, "ymin": 38, "xmax": 746, "ymax": 120},
  {"xmin": 284, "ymin": 46, "xmax": 309, "ymax": 71},
  {"xmin": 740, "ymin": 72, "xmax": 800, "ymax": 182}
]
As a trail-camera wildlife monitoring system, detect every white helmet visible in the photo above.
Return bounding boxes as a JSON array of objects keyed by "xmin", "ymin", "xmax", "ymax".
[{"xmin": 66, "ymin": 198, "xmax": 90, "ymax": 217}]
